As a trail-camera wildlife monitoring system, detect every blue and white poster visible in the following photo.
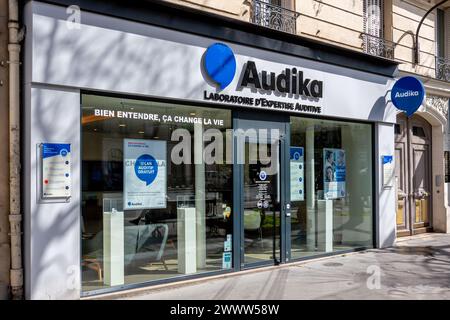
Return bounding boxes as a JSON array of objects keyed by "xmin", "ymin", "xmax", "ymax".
[
  {"xmin": 323, "ymin": 148, "xmax": 346, "ymax": 199},
  {"xmin": 124, "ymin": 139, "xmax": 167, "ymax": 210},
  {"xmin": 41, "ymin": 143, "xmax": 71, "ymax": 198},
  {"xmin": 290, "ymin": 147, "xmax": 304, "ymax": 202},
  {"xmin": 222, "ymin": 252, "xmax": 232, "ymax": 269},
  {"xmin": 382, "ymin": 155, "xmax": 394, "ymax": 188}
]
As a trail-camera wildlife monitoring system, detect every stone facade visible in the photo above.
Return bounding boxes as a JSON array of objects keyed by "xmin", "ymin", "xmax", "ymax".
[{"xmin": 427, "ymin": 95, "xmax": 449, "ymax": 119}]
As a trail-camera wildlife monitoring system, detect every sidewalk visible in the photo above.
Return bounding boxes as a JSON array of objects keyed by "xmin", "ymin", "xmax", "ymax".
[{"xmin": 113, "ymin": 233, "xmax": 450, "ymax": 300}]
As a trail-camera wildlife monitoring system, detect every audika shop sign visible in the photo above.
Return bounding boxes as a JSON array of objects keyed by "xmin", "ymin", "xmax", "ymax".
[
  {"xmin": 202, "ymin": 43, "xmax": 324, "ymax": 114},
  {"xmin": 391, "ymin": 76, "xmax": 425, "ymax": 116}
]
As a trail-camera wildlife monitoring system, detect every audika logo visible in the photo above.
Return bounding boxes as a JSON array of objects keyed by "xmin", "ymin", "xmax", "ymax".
[
  {"xmin": 391, "ymin": 76, "xmax": 425, "ymax": 116},
  {"xmin": 204, "ymin": 43, "xmax": 236, "ymax": 90}
]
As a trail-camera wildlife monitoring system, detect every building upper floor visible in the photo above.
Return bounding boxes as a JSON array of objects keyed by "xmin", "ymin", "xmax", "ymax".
[{"xmin": 163, "ymin": 0, "xmax": 450, "ymax": 83}]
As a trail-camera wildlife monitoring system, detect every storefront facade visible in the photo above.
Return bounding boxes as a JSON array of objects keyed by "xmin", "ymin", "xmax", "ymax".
[{"xmin": 22, "ymin": 0, "xmax": 399, "ymax": 299}]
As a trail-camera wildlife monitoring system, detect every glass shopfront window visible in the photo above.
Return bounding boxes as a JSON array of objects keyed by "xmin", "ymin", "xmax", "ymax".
[
  {"xmin": 289, "ymin": 117, "xmax": 373, "ymax": 259},
  {"xmin": 80, "ymin": 93, "xmax": 375, "ymax": 292},
  {"xmin": 81, "ymin": 94, "xmax": 233, "ymax": 292}
]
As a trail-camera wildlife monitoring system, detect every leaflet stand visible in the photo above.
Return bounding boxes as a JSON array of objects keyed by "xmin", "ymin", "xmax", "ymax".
[
  {"xmin": 177, "ymin": 207, "xmax": 197, "ymax": 274},
  {"xmin": 317, "ymin": 199, "xmax": 333, "ymax": 252},
  {"xmin": 103, "ymin": 197, "xmax": 124, "ymax": 286}
]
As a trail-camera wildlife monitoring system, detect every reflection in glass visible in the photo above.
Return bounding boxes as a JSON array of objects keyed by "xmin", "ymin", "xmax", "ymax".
[
  {"xmin": 290, "ymin": 117, "xmax": 373, "ymax": 259},
  {"xmin": 243, "ymin": 136, "xmax": 280, "ymax": 265},
  {"xmin": 81, "ymin": 94, "xmax": 233, "ymax": 292}
]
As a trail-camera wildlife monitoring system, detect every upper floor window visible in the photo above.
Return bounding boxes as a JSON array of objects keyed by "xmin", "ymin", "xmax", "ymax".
[
  {"xmin": 436, "ymin": 8, "xmax": 445, "ymax": 59},
  {"xmin": 362, "ymin": 0, "xmax": 394, "ymax": 59},
  {"xmin": 436, "ymin": 8, "xmax": 449, "ymax": 82},
  {"xmin": 364, "ymin": 0, "xmax": 384, "ymax": 39},
  {"xmin": 252, "ymin": 0, "xmax": 299, "ymax": 34}
]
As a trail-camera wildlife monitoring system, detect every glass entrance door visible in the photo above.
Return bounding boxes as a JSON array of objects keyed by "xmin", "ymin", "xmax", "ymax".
[
  {"xmin": 243, "ymin": 134, "xmax": 281, "ymax": 265},
  {"xmin": 234, "ymin": 113, "xmax": 288, "ymax": 268}
]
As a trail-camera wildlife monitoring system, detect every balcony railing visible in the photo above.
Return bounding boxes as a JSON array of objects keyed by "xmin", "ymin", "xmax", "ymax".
[
  {"xmin": 436, "ymin": 57, "xmax": 450, "ymax": 82},
  {"xmin": 251, "ymin": 0, "xmax": 300, "ymax": 35},
  {"xmin": 361, "ymin": 33, "xmax": 395, "ymax": 60}
]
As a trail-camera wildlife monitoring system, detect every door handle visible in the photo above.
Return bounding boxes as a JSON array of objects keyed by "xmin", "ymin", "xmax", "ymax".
[
  {"xmin": 397, "ymin": 191, "xmax": 407, "ymax": 200},
  {"xmin": 413, "ymin": 190, "xmax": 429, "ymax": 199},
  {"xmin": 285, "ymin": 203, "xmax": 291, "ymax": 216}
]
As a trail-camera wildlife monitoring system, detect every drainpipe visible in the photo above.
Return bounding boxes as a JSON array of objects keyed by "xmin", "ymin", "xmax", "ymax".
[{"xmin": 8, "ymin": 0, "xmax": 23, "ymax": 300}]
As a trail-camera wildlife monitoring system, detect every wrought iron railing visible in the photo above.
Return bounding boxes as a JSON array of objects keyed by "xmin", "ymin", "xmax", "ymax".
[
  {"xmin": 436, "ymin": 56, "xmax": 450, "ymax": 82},
  {"xmin": 361, "ymin": 33, "xmax": 395, "ymax": 60},
  {"xmin": 251, "ymin": 0, "xmax": 300, "ymax": 35}
]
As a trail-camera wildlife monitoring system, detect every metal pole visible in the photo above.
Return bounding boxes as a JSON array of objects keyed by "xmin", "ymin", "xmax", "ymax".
[{"xmin": 414, "ymin": 0, "xmax": 448, "ymax": 64}]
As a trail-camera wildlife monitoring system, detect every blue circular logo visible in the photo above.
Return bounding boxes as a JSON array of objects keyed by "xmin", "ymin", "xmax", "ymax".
[
  {"xmin": 391, "ymin": 76, "xmax": 425, "ymax": 117},
  {"xmin": 259, "ymin": 171, "xmax": 267, "ymax": 181},
  {"xmin": 60, "ymin": 149, "xmax": 68, "ymax": 157},
  {"xmin": 293, "ymin": 152, "xmax": 301, "ymax": 160},
  {"xmin": 204, "ymin": 43, "xmax": 236, "ymax": 90},
  {"xmin": 134, "ymin": 154, "xmax": 158, "ymax": 186}
]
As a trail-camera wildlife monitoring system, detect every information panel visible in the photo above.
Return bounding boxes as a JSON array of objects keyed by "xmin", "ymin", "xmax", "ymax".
[
  {"xmin": 382, "ymin": 155, "xmax": 394, "ymax": 188},
  {"xmin": 41, "ymin": 143, "xmax": 71, "ymax": 199},
  {"xmin": 323, "ymin": 148, "xmax": 346, "ymax": 199},
  {"xmin": 290, "ymin": 147, "xmax": 304, "ymax": 202},
  {"xmin": 124, "ymin": 139, "xmax": 167, "ymax": 210}
]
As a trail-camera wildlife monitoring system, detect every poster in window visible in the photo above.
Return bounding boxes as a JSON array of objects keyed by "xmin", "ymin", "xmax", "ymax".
[
  {"xmin": 290, "ymin": 147, "xmax": 304, "ymax": 202},
  {"xmin": 323, "ymin": 148, "xmax": 346, "ymax": 199},
  {"xmin": 124, "ymin": 139, "xmax": 167, "ymax": 210}
]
